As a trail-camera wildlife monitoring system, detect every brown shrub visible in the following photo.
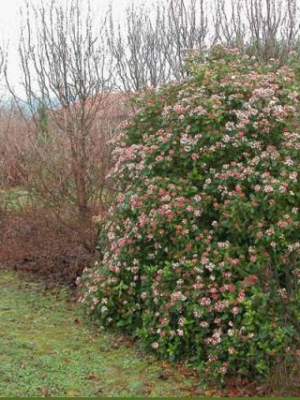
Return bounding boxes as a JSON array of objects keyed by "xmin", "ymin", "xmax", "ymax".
[{"xmin": 0, "ymin": 93, "xmax": 131, "ymax": 283}]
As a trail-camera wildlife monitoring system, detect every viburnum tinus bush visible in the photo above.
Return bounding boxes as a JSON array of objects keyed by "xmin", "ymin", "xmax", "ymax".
[{"xmin": 80, "ymin": 46, "xmax": 300, "ymax": 380}]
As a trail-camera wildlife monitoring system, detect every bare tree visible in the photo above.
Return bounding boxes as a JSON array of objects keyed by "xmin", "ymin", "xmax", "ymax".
[
  {"xmin": 107, "ymin": 0, "xmax": 209, "ymax": 91},
  {"xmin": 0, "ymin": 48, "xmax": 4, "ymax": 78},
  {"xmin": 107, "ymin": 2, "xmax": 172, "ymax": 91},
  {"xmin": 165, "ymin": 0, "xmax": 209, "ymax": 79},
  {"xmin": 0, "ymin": 42, "xmax": 7, "ymax": 102},
  {"xmin": 6, "ymin": 0, "xmax": 117, "ymax": 251},
  {"xmin": 212, "ymin": 0, "xmax": 246, "ymax": 49},
  {"xmin": 213, "ymin": 0, "xmax": 300, "ymax": 61},
  {"xmin": 107, "ymin": 0, "xmax": 300, "ymax": 90}
]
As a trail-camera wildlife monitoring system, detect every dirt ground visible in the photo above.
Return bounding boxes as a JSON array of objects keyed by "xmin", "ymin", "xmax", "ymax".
[{"xmin": 0, "ymin": 212, "xmax": 93, "ymax": 287}]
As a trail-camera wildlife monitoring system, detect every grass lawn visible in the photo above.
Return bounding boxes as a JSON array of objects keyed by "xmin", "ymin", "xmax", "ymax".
[{"xmin": 0, "ymin": 270, "xmax": 202, "ymax": 397}]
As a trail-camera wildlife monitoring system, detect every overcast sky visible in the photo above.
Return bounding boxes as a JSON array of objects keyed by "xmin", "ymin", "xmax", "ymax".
[{"xmin": 0, "ymin": 0, "xmax": 142, "ymax": 96}]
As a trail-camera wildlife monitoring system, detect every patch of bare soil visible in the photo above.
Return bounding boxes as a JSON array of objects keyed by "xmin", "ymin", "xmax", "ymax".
[{"xmin": 0, "ymin": 211, "xmax": 93, "ymax": 287}]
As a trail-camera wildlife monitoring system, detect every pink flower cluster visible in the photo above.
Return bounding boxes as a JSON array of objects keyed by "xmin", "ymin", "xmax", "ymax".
[{"xmin": 80, "ymin": 47, "xmax": 300, "ymax": 380}]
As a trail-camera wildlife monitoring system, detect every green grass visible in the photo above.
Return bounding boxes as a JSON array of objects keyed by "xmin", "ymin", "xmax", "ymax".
[{"xmin": 0, "ymin": 270, "xmax": 200, "ymax": 397}]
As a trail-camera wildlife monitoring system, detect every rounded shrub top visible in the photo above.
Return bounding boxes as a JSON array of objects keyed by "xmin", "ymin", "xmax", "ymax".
[{"xmin": 81, "ymin": 47, "xmax": 300, "ymax": 380}]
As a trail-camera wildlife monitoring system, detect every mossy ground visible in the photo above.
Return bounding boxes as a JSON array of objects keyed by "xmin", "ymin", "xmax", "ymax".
[
  {"xmin": 0, "ymin": 188, "xmax": 30, "ymax": 211},
  {"xmin": 0, "ymin": 270, "xmax": 201, "ymax": 397}
]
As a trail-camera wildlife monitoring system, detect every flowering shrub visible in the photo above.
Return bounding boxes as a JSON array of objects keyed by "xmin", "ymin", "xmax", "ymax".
[{"xmin": 80, "ymin": 46, "xmax": 300, "ymax": 380}]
